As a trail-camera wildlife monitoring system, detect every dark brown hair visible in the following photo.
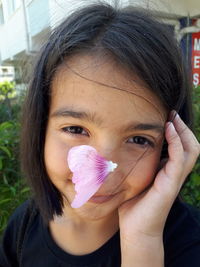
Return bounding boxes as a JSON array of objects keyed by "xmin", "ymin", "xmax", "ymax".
[{"xmin": 21, "ymin": 2, "xmax": 193, "ymax": 223}]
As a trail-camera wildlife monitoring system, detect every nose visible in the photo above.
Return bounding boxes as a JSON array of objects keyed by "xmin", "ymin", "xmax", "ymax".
[
  {"xmin": 91, "ymin": 137, "xmax": 119, "ymax": 162},
  {"xmin": 89, "ymin": 140, "xmax": 124, "ymax": 195},
  {"xmin": 88, "ymin": 136, "xmax": 130, "ymax": 195}
]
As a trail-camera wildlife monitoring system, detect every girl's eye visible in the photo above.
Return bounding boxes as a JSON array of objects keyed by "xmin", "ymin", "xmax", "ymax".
[
  {"xmin": 62, "ymin": 126, "xmax": 88, "ymax": 136},
  {"xmin": 127, "ymin": 136, "xmax": 154, "ymax": 147}
]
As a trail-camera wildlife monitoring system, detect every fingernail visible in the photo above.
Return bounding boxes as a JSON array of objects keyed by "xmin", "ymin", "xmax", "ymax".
[
  {"xmin": 175, "ymin": 112, "xmax": 180, "ymax": 118},
  {"xmin": 169, "ymin": 110, "xmax": 178, "ymax": 122}
]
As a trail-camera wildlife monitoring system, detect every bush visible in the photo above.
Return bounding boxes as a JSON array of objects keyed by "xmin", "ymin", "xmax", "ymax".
[
  {"xmin": 180, "ymin": 86, "xmax": 200, "ymax": 208},
  {"xmin": 0, "ymin": 120, "xmax": 30, "ymax": 235},
  {"xmin": 0, "ymin": 83, "xmax": 30, "ymax": 236}
]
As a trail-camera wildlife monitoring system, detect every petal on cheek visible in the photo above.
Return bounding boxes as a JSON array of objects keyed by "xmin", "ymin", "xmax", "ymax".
[{"xmin": 67, "ymin": 145, "xmax": 118, "ymax": 208}]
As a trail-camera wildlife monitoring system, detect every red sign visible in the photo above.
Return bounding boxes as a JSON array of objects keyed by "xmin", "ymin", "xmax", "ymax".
[{"xmin": 192, "ymin": 32, "xmax": 200, "ymax": 87}]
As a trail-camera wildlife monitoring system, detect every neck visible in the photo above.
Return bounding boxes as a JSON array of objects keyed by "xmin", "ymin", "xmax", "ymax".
[
  {"xmin": 49, "ymin": 205, "xmax": 119, "ymax": 255},
  {"xmin": 54, "ymin": 207, "xmax": 119, "ymax": 237}
]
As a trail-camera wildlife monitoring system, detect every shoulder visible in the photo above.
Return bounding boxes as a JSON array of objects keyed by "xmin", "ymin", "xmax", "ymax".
[
  {"xmin": 164, "ymin": 198, "xmax": 200, "ymax": 266},
  {"xmin": 0, "ymin": 199, "xmax": 38, "ymax": 266},
  {"xmin": 4, "ymin": 199, "xmax": 37, "ymax": 232},
  {"xmin": 1, "ymin": 199, "xmax": 34, "ymax": 237},
  {"xmin": 164, "ymin": 198, "xmax": 200, "ymax": 239},
  {"xmin": 9, "ymin": 199, "xmax": 34, "ymax": 221}
]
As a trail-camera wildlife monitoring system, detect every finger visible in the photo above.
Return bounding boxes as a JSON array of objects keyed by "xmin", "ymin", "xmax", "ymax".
[
  {"xmin": 165, "ymin": 121, "xmax": 184, "ymax": 166},
  {"xmin": 154, "ymin": 122, "xmax": 187, "ymax": 197},
  {"xmin": 171, "ymin": 112, "xmax": 200, "ymax": 155},
  {"xmin": 164, "ymin": 119, "xmax": 199, "ymax": 188}
]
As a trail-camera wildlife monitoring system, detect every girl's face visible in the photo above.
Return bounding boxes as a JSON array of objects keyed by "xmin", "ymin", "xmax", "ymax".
[{"xmin": 44, "ymin": 55, "xmax": 167, "ymax": 221}]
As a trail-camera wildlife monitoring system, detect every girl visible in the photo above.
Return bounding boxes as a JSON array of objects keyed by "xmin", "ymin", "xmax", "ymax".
[{"xmin": 0, "ymin": 2, "xmax": 200, "ymax": 267}]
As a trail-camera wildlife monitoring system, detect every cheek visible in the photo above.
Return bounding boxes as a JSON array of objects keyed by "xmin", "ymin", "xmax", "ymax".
[
  {"xmin": 125, "ymin": 151, "xmax": 161, "ymax": 194},
  {"xmin": 97, "ymin": 149, "xmax": 161, "ymax": 195},
  {"xmin": 44, "ymin": 133, "xmax": 72, "ymax": 180}
]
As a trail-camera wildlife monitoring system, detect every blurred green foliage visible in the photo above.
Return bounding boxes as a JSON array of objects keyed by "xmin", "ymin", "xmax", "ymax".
[
  {"xmin": 0, "ymin": 82, "xmax": 199, "ymax": 237},
  {"xmin": 0, "ymin": 81, "xmax": 15, "ymax": 98},
  {"xmin": 0, "ymin": 82, "xmax": 30, "ymax": 236},
  {"xmin": 180, "ymin": 85, "xmax": 200, "ymax": 208}
]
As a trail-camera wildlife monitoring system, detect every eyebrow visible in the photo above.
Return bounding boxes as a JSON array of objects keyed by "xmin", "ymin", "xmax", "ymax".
[{"xmin": 51, "ymin": 108, "xmax": 164, "ymax": 133}]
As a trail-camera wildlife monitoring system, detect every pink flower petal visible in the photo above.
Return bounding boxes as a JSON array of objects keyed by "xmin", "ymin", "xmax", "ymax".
[
  {"xmin": 67, "ymin": 145, "xmax": 117, "ymax": 208},
  {"xmin": 71, "ymin": 182, "xmax": 102, "ymax": 208}
]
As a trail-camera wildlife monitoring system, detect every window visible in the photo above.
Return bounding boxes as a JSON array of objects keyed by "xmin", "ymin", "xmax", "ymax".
[{"xmin": 2, "ymin": 68, "xmax": 8, "ymax": 73}]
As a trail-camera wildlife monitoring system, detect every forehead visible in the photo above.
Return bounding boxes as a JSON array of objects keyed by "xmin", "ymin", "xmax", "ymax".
[{"xmin": 50, "ymin": 55, "xmax": 167, "ymax": 123}]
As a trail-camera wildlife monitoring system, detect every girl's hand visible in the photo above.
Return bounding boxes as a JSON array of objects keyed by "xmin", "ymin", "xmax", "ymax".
[{"xmin": 118, "ymin": 112, "xmax": 200, "ymax": 266}]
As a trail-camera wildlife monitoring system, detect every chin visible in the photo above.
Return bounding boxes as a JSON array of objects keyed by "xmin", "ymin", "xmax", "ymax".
[
  {"xmin": 75, "ymin": 204, "xmax": 119, "ymax": 221},
  {"xmin": 62, "ymin": 186, "xmax": 125, "ymax": 221}
]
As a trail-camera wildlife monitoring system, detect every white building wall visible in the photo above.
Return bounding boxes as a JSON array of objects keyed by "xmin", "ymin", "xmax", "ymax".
[
  {"xmin": 185, "ymin": 0, "xmax": 200, "ymax": 17},
  {"xmin": 0, "ymin": 0, "xmax": 51, "ymax": 63},
  {"xmin": 129, "ymin": 0, "xmax": 200, "ymax": 17},
  {"xmin": 27, "ymin": 0, "xmax": 50, "ymax": 37},
  {"xmin": 129, "ymin": 0, "xmax": 187, "ymax": 16},
  {"xmin": 0, "ymin": 0, "xmax": 27, "ymax": 62}
]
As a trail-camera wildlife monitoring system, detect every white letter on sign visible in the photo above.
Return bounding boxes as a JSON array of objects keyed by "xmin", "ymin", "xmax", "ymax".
[
  {"xmin": 194, "ymin": 38, "xmax": 200, "ymax": 51},
  {"xmin": 194, "ymin": 56, "xmax": 200, "ymax": 68},
  {"xmin": 193, "ymin": 73, "xmax": 199, "ymax": 87}
]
